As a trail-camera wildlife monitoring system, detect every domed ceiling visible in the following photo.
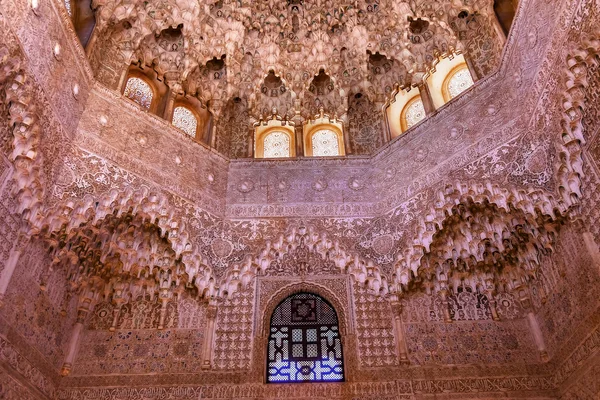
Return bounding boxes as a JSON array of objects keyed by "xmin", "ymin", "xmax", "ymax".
[
  {"xmin": 1, "ymin": 0, "xmax": 600, "ymax": 397},
  {"xmin": 90, "ymin": 0, "xmax": 504, "ymax": 156}
]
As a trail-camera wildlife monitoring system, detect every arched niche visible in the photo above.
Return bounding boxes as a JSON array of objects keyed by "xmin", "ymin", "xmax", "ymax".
[
  {"xmin": 425, "ymin": 53, "xmax": 475, "ymax": 109},
  {"xmin": 385, "ymin": 86, "xmax": 426, "ymax": 138},
  {"xmin": 254, "ymin": 118, "xmax": 296, "ymax": 159},
  {"xmin": 265, "ymin": 292, "xmax": 345, "ymax": 383},
  {"xmin": 170, "ymin": 96, "xmax": 213, "ymax": 144},
  {"xmin": 303, "ymin": 117, "xmax": 345, "ymax": 157},
  {"xmin": 121, "ymin": 64, "xmax": 169, "ymax": 117}
]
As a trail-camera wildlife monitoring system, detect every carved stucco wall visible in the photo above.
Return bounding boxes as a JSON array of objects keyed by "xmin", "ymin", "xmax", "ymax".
[
  {"xmin": 534, "ymin": 229, "xmax": 600, "ymax": 360},
  {"xmin": 2, "ymin": 240, "xmax": 70, "ymax": 366},
  {"xmin": 0, "ymin": 0, "xmax": 599, "ymax": 398},
  {"xmin": 73, "ymin": 295, "xmax": 206, "ymax": 375},
  {"xmin": 0, "ymin": 239, "xmax": 66, "ymax": 400}
]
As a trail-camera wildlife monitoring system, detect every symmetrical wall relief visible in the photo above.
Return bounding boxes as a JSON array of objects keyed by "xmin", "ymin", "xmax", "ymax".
[
  {"xmin": 1, "ymin": 0, "xmax": 600, "ymax": 399},
  {"xmin": 347, "ymin": 94, "xmax": 384, "ymax": 155},
  {"xmin": 216, "ymin": 96, "xmax": 250, "ymax": 158},
  {"xmin": 75, "ymin": 294, "xmax": 207, "ymax": 375}
]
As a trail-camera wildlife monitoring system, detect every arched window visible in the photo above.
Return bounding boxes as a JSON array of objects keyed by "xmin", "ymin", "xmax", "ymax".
[
  {"xmin": 400, "ymin": 96, "xmax": 426, "ymax": 131},
  {"xmin": 444, "ymin": 65, "xmax": 475, "ymax": 101},
  {"xmin": 267, "ymin": 293, "xmax": 344, "ymax": 383},
  {"xmin": 311, "ymin": 129, "xmax": 340, "ymax": 157},
  {"xmin": 172, "ymin": 106, "xmax": 198, "ymax": 137},
  {"xmin": 123, "ymin": 77, "xmax": 154, "ymax": 110},
  {"xmin": 263, "ymin": 131, "xmax": 291, "ymax": 158},
  {"xmin": 425, "ymin": 54, "xmax": 475, "ymax": 108},
  {"xmin": 255, "ymin": 121, "xmax": 296, "ymax": 159}
]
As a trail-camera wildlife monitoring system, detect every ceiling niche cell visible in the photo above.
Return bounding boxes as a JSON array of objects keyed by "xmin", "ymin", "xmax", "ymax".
[
  {"xmin": 309, "ymin": 70, "xmax": 334, "ymax": 97},
  {"xmin": 367, "ymin": 51, "xmax": 409, "ymax": 99},
  {"xmin": 306, "ymin": 69, "xmax": 341, "ymax": 117},
  {"xmin": 257, "ymin": 71, "xmax": 294, "ymax": 117}
]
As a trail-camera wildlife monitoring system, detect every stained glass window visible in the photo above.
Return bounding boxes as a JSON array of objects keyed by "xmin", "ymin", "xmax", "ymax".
[
  {"xmin": 447, "ymin": 67, "xmax": 474, "ymax": 99},
  {"xmin": 123, "ymin": 77, "xmax": 153, "ymax": 110},
  {"xmin": 311, "ymin": 129, "xmax": 340, "ymax": 157},
  {"xmin": 404, "ymin": 97, "xmax": 426, "ymax": 129},
  {"xmin": 263, "ymin": 131, "xmax": 291, "ymax": 158},
  {"xmin": 267, "ymin": 293, "xmax": 344, "ymax": 383},
  {"xmin": 172, "ymin": 107, "xmax": 197, "ymax": 137}
]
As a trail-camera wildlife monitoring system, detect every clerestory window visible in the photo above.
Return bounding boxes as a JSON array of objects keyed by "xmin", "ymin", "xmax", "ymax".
[
  {"xmin": 123, "ymin": 77, "xmax": 154, "ymax": 110},
  {"xmin": 401, "ymin": 96, "xmax": 426, "ymax": 131},
  {"xmin": 263, "ymin": 131, "xmax": 292, "ymax": 158},
  {"xmin": 311, "ymin": 129, "xmax": 340, "ymax": 157},
  {"xmin": 445, "ymin": 66, "xmax": 475, "ymax": 100},
  {"xmin": 172, "ymin": 106, "xmax": 198, "ymax": 137}
]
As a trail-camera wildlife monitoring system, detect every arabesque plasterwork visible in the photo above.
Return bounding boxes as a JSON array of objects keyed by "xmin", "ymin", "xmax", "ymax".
[{"xmin": 0, "ymin": 0, "xmax": 599, "ymax": 398}]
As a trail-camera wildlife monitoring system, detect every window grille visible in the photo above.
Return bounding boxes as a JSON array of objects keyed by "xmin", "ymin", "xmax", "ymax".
[
  {"xmin": 447, "ymin": 67, "xmax": 474, "ymax": 99},
  {"xmin": 64, "ymin": 0, "xmax": 72, "ymax": 16},
  {"xmin": 404, "ymin": 97, "xmax": 426, "ymax": 129},
  {"xmin": 311, "ymin": 129, "xmax": 340, "ymax": 157},
  {"xmin": 172, "ymin": 107, "xmax": 198, "ymax": 137},
  {"xmin": 263, "ymin": 131, "xmax": 291, "ymax": 158},
  {"xmin": 123, "ymin": 77, "xmax": 153, "ymax": 110},
  {"xmin": 267, "ymin": 293, "xmax": 344, "ymax": 383}
]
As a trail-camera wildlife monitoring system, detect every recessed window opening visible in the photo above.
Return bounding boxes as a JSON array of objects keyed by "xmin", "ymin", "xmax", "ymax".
[
  {"xmin": 311, "ymin": 129, "xmax": 340, "ymax": 157},
  {"xmin": 263, "ymin": 131, "xmax": 292, "ymax": 158},
  {"xmin": 172, "ymin": 106, "xmax": 198, "ymax": 137},
  {"xmin": 267, "ymin": 292, "xmax": 344, "ymax": 383},
  {"xmin": 123, "ymin": 77, "xmax": 154, "ymax": 110}
]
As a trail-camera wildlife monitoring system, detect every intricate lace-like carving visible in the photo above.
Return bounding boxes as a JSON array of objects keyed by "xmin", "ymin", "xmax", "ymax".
[
  {"xmin": 354, "ymin": 284, "xmax": 397, "ymax": 367},
  {"xmin": 263, "ymin": 131, "xmax": 290, "ymax": 158},
  {"xmin": 64, "ymin": 0, "xmax": 72, "ymax": 16},
  {"xmin": 123, "ymin": 78, "xmax": 153, "ymax": 109},
  {"xmin": 448, "ymin": 289, "xmax": 492, "ymax": 321},
  {"xmin": 88, "ymin": 298, "xmax": 178, "ymax": 330},
  {"xmin": 311, "ymin": 130, "xmax": 339, "ymax": 157},
  {"xmin": 214, "ymin": 288, "xmax": 254, "ymax": 370},
  {"xmin": 265, "ymin": 242, "xmax": 341, "ymax": 277},
  {"xmin": 447, "ymin": 67, "xmax": 474, "ymax": 99},
  {"xmin": 172, "ymin": 107, "xmax": 197, "ymax": 137},
  {"xmin": 404, "ymin": 97, "xmax": 426, "ymax": 129}
]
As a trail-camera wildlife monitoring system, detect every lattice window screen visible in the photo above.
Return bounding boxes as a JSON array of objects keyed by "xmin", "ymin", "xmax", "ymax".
[
  {"xmin": 404, "ymin": 97, "xmax": 426, "ymax": 129},
  {"xmin": 447, "ymin": 67, "xmax": 475, "ymax": 99},
  {"xmin": 123, "ymin": 77, "xmax": 153, "ymax": 110},
  {"xmin": 172, "ymin": 107, "xmax": 198, "ymax": 137},
  {"xmin": 311, "ymin": 130, "xmax": 340, "ymax": 157},
  {"xmin": 263, "ymin": 131, "xmax": 291, "ymax": 158},
  {"xmin": 267, "ymin": 293, "xmax": 344, "ymax": 383}
]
